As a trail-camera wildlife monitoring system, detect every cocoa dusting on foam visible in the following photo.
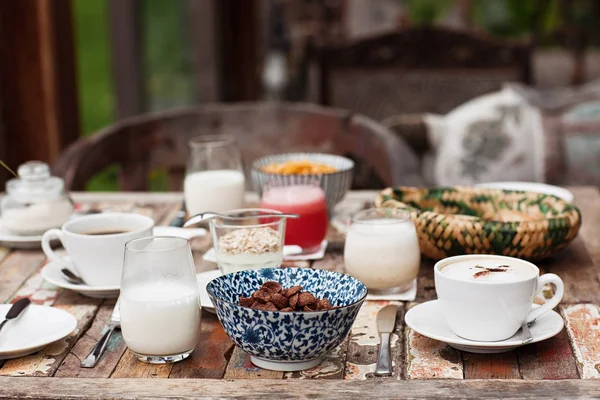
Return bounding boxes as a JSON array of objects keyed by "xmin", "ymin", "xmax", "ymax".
[{"xmin": 472, "ymin": 264, "xmax": 511, "ymax": 279}]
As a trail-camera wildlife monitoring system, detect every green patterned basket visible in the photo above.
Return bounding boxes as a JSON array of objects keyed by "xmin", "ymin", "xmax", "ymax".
[{"xmin": 374, "ymin": 186, "xmax": 582, "ymax": 261}]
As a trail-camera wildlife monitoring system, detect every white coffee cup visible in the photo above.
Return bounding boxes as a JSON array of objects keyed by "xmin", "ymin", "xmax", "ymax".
[
  {"xmin": 434, "ymin": 254, "xmax": 564, "ymax": 342},
  {"xmin": 41, "ymin": 213, "xmax": 154, "ymax": 287}
]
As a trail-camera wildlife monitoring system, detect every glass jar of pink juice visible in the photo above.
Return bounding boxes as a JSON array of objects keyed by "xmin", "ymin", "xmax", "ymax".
[{"xmin": 260, "ymin": 183, "xmax": 328, "ymax": 253}]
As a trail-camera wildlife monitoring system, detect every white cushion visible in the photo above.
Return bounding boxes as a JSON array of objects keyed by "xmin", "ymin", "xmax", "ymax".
[{"xmin": 424, "ymin": 86, "xmax": 545, "ymax": 186}]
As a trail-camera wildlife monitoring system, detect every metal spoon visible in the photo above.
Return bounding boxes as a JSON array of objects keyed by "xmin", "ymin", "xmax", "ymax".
[
  {"xmin": 521, "ymin": 319, "xmax": 535, "ymax": 344},
  {"xmin": 183, "ymin": 211, "xmax": 300, "ymax": 228},
  {"xmin": 61, "ymin": 268, "xmax": 86, "ymax": 285},
  {"xmin": 0, "ymin": 298, "xmax": 31, "ymax": 334}
]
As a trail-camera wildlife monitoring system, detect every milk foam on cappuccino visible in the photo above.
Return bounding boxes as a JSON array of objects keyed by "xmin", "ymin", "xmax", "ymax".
[{"xmin": 441, "ymin": 259, "xmax": 537, "ymax": 283}]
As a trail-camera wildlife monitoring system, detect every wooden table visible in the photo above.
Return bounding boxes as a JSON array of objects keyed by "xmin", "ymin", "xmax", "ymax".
[{"xmin": 0, "ymin": 189, "xmax": 599, "ymax": 399}]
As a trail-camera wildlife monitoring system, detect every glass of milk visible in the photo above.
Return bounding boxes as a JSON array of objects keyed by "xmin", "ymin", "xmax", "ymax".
[
  {"xmin": 344, "ymin": 208, "xmax": 421, "ymax": 294},
  {"xmin": 184, "ymin": 135, "xmax": 245, "ymax": 216},
  {"xmin": 120, "ymin": 236, "xmax": 201, "ymax": 364}
]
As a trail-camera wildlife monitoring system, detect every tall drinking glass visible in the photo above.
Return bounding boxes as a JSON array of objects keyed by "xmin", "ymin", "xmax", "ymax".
[
  {"xmin": 344, "ymin": 208, "xmax": 421, "ymax": 294},
  {"xmin": 260, "ymin": 177, "xmax": 328, "ymax": 253},
  {"xmin": 184, "ymin": 135, "xmax": 245, "ymax": 215},
  {"xmin": 120, "ymin": 236, "xmax": 201, "ymax": 364}
]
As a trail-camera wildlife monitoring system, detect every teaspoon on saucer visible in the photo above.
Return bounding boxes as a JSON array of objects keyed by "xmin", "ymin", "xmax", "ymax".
[
  {"xmin": 521, "ymin": 319, "xmax": 535, "ymax": 344},
  {"xmin": 61, "ymin": 268, "xmax": 86, "ymax": 285}
]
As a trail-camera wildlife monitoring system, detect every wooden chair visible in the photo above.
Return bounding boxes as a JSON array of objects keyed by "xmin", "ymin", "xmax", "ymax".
[
  {"xmin": 313, "ymin": 26, "xmax": 532, "ymax": 120},
  {"xmin": 53, "ymin": 102, "xmax": 423, "ymax": 191}
]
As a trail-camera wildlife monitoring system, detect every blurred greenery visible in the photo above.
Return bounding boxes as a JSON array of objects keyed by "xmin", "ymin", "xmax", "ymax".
[
  {"xmin": 405, "ymin": 0, "xmax": 600, "ymax": 45},
  {"xmin": 73, "ymin": 0, "xmax": 114, "ymax": 136},
  {"xmin": 74, "ymin": 0, "xmax": 193, "ymax": 191},
  {"xmin": 73, "ymin": 0, "xmax": 118, "ymax": 191},
  {"xmin": 404, "ymin": 0, "xmax": 456, "ymax": 26},
  {"xmin": 141, "ymin": 0, "xmax": 195, "ymax": 110},
  {"xmin": 72, "ymin": 0, "xmax": 598, "ymax": 191}
]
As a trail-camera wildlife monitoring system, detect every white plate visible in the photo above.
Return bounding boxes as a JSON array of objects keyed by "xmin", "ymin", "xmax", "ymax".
[
  {"xmin": 0, "ymin": 212, "xmax": 92, "ymax": 249},
  {"xmin": 0, "ymin": 219, "xmax": 45, "ymax": 249},
  {"xmin": 0, "ymin": 223, "xmax": 206, "ymax": 250},
  {"xmin": 405, "ymin": 300, "xmax": 564, "ymax": 354},
  {"xmin": 196, "ymin": 269, "xmax": 221, "ymax": 314},
  {"xmin": 0, "ymin": 303, "xmax": 77, "ymax": 359},
  {"xmin": 202, "ymin": 242, "xmax": 327, "ymax": 264},
  {"xmin": 475, "ymin": 182, "xmax": 574, "ymax": 202},
  {"xmin": 202, "ymin": 245, "xmax": 304, "ymax": 264},
  {"xmin": 284, "ymin": 240, "xmax": 328, "ymax": 261},
  {"xmin": 41, "ymin": 259, "xmax": 120, "ymax": 299},
  {"xmin": 366, "ymin": 278, "xmax": 417, "ymax": 302}
]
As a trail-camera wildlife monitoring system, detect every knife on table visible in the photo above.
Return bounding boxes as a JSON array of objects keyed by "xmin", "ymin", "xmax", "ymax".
[
  {"xmin": 81, "ymin": 298, "xmax": 120, "ymax": 368},
  {"xmin": 374, "ymin": 305, "xmax": 398, "ymax": 377}
]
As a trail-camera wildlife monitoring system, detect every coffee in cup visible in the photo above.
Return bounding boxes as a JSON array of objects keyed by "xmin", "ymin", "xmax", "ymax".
[
  {"xmin": 41, "ymin": 212, "xmax": 154, "ymax": 287},
  {"xmin": 434, "ymin": 254, "xmax": 564, "ymax": 342}
]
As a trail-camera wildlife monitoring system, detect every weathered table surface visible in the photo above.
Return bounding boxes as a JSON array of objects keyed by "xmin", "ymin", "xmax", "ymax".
[{"xmin": 0, "ymin": 188, "xmax": 599, "ymax": 400}]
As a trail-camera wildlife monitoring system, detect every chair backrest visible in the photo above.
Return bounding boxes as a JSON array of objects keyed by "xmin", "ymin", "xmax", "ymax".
[
  {"xmin": 53, "ymin": 102, "xmax": 423, "ymax": 191},
  {"xmin": 313, "ymin": 26, "xmax": 532, "ymax": 120}
]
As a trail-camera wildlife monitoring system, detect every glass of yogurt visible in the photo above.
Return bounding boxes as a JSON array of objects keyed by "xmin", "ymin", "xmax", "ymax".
[
  {"xmin": 184, "ymin": 135, "xmax": 245, "ymax": 216},
  {"xmin": 209, "ymin": 208, "xmax": 286, "ymax": 275},
  {"xmin": 120, "ymin": 236, "xmax": 201, "ymax": 364},
  {"xmin": 344, "ymin": 208, "xmax": 421, "ymax": 294}
]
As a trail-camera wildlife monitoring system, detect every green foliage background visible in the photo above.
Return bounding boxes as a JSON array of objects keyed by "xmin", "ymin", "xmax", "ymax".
[{"xmin": 73, "ymin": 0, "xmax": 598, "ymax": 191}]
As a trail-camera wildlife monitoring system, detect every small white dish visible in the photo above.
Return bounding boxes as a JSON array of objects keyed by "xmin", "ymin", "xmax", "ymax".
[
  {"xmin": 475, "ymin": 182, "xmax": 574, "ymax": 202},
  {"xmin": 366, "ymin": 278, "xmax": 417, "ymax": 302},
  {"xmin": 284, "ymin": 240, "xmax": 328, "ymax": 261},
  {"xmin": 0, "ymin": 303, "xmax": 77, "ymax": 360},
  {"xmin": 41, "ymin": 259, "xmax": 120, "ymax": 299},
  {"xmin": 0, "ymin": 222, "xmax": 206, "ymax": 250},
  {"xmin": 405, "ymin": 300, "xmax": 564, "ymax": 354},
  {"xmin": 202, "ymin": 245, "xmax": 304, "ymax": 264},
  {"xmin": 0, "ymin": 219, "xmax": 45, "ymax": 249},
  {"xmin": 196, "ymin": 269, "xmax": 221, "ymax": 314},
  {"xmin": 0, "ymin": 211, "xmax": 98, "ymax": 249}
]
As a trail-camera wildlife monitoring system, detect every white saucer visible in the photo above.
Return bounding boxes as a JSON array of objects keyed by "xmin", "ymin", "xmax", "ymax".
[
  {"xmin": 202, "ymin": 245, "xmax": 303, "ymax": 264},
  {"xmin": 405, "ymin": 300, "xmax": 564, "ymax": 354},
  {"xmin": 0, "ymin": 303, "xmax": 77, "ymax": 359},
  {"xmin": 41, "ymin": 259, "xmax": 120, "ymax": 299},
  {"xmin": 284, "ymin": 240, "xmax": 328, "ymax": 261},
  {"xmin": 196, "ymin": 269, "xmax": 221, "ymax": 314},
  {"xmin": 0, "ymin": 219, "xmax": 45, "ymax": 249},
  {"xmin": 0, "ymin": 223, "xmax": 206, "ymax": 250},
  {"xmin": 475, "ymin": 182, "xmax": 574, "ymax": 202},
  {"xmin": 202, "ymin": 242, "xmax": 327, "ymax": 264}
]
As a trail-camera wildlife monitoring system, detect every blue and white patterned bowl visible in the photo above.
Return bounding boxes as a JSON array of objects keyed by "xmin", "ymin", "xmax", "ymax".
[
  {"xmin": 251, "ymin": 153, "xmax": 354, "ymax": 212},
  {"xmin": 207, "ymin": 268, "xmax": 367, "ymax": 371}
]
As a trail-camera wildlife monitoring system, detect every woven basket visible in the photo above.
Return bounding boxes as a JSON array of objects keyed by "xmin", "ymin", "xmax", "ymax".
[{"xmin": 374, "ymin": 186, "xmax": 581, "ymax": 261}]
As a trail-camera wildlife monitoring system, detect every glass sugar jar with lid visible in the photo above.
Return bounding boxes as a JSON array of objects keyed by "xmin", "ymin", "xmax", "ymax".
[{"xmin": 1, "ymin": 161, "xmax": 74, "ymax": 235}]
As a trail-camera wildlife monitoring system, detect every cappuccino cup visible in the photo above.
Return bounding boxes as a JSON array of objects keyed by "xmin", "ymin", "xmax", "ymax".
[
  {"xmin": 42, "ymin": 213, "xmax": 154, "ymax": 287},
  {"xmin": 434, "ymin": 254, "xmax": 564, "ymax": 342}
]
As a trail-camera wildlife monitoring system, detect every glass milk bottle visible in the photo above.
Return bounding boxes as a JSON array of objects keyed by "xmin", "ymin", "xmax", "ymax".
[
  {"xmin": 184, "ymin": 135, "xmax": 245, "ymax": 216},
  {"xmin": 344, "ymin": 208, "xmax": 421, "ymax": 294}
]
